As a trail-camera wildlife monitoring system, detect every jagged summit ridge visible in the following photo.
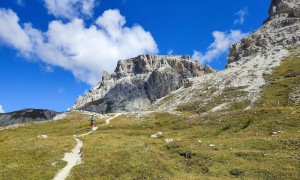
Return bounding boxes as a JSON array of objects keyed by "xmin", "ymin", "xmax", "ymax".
[
  {"xmin": 104, "ymin": 54, "xmax": 203, "ymax": 80},
  {"xmin": 72, "ymin": 55, "xmax": 213, "ymax": 113}
]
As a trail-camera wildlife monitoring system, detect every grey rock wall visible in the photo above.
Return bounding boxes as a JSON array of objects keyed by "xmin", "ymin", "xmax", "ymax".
[
  {"xmin": 227, "ymin": 0, "xmax": 300, "ymax": 66},
  {"xmin": 268, "ymin": 0, "xmax": 300, "ymax": 20},
  {"xmin": 72, "ymin": 55, "xmax": 213, "ymax": 113}
]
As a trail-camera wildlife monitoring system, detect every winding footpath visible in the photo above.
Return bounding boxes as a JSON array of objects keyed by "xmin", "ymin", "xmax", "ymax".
[{"xmin": 53, "ymin": 113, "xmax": 122, "ymax": 180}]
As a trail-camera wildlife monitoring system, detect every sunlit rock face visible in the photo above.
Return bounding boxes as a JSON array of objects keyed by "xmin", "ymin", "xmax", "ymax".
[
  {"xmin": 227, "ymin": 0, "xmax": 300, "ymax": 66},
  {"xmin": 72, "ymin": 55, "xmax": 214, "ymax": 113},
  {"xmin": 268, "ymin": 0, "xmax": 300, "ymax": 19}
]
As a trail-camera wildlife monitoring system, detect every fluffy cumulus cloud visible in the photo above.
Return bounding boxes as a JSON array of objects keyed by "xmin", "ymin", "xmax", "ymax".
[
  {"xmin": 0, "ymin": 9, "xmax": 32, "ymax": 52},
  {"xmin": 0, "ymin": 105, "xmax": 4, "ymax": 113},
  {"xmin": 192, "ymin": 30, "xmax": 248, "ymax": 64},
  {"xmin": 234, "ymin": 7, "xmax": 248, "ymax": 25},
  {"xmin": 0, "ymin": 8, "xmax": 158, "ymax": 85},
  {"xmin": 44, "ymin": 0, "xmax": 96, "ymax": 19}
]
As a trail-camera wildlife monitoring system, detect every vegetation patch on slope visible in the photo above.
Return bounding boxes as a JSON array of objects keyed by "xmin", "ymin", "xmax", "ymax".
[
  {"xmin": 177, "ymin": 86, "xmax": 249, "ymax": 113},
  {"xmin": 258, "ymin": 52, "xmax": 300, "ymax": 107}
]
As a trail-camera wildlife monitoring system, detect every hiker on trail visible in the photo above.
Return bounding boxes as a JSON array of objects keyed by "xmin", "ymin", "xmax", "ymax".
[{"xmin": 90, "ymin": 114, "xmax": 96, "ymax": 130}]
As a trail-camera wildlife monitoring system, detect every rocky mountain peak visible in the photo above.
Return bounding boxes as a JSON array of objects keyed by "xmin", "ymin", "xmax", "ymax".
[
  {"xmin": 226, "ymin": 0, "xmax": 300, "ymax": 67},
  {"xmin": 110, "ymin": 54, "xmax": 200, "ymax": 79},
  {"xmin": 268, "ymin": 0, "xmax": 300, "ymax": 21},
  {"xmin": 72, "ymin": 55, "xmax": 214, "ymax": 113}
]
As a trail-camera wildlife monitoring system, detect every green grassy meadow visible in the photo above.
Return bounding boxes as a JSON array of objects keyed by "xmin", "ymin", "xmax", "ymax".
[
  {"xmin": 68, "ymin": 107, "xmax": 299, "ymax": 179},
  {"xmin": 2, "ymin": 107, "xmax": 298, "ymax": 179}
]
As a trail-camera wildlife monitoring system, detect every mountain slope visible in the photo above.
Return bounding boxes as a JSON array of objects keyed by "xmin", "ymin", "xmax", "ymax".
[
  {"xmin": 258, "ymin": 50, "xmax": 300, "ymax": 107},
  {"xmin": 0, "ymin": 109, "xmax": 59, "ymax": 127},
  {"xmin": 149, "ymin": 0, "xmax": 300, "ymax": 112}
]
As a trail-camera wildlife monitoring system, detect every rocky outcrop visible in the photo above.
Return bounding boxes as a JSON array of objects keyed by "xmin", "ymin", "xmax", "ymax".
[
  {"xmin": 268, "ymin": 0, "xmax": 300, "ymax": 20},
  {"xmin": 0, "ymin": 109, "xmax": 59, "ymax": 126},
  {"xmin": 72, "ymin": 55, "xmax": 213, "ymax": 113},
  {"xmin": 227, "ymin": 0, "xmax": 300, "ymax": 66}
]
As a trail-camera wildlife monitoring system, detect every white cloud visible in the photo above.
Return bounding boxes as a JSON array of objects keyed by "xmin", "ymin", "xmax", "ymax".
[
  {"xmin": 44, "ymin": 0, "xmax": 96, "ymax": 19},
  {"xmin": 167, "ymin": 49, "xmax": 173, "ymax": 55},
  {"xmin": 192, "ymin": 30, "xmax": 248, "ymax": 64},
  {"xmin": 0, "ymin": 9, "xmax": 32, "ymax": 52},
  {"xmin": 0, "ymin": 105, "xmax": 5, "ymax": 113},
  {"xmin": 96, "ymin": 9, "xmax": 126, "ymax": 39},
  {"xmin": 234, "ymin": 7, "xmax": 248, "ymax": 25},
  {"xmin": 0, "ymin": 8, "xmax": 158, "ymax": 85}
]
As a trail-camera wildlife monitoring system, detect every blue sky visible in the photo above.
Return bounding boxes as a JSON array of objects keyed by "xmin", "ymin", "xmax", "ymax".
[{"xmin": 0, "ymin": 0, "xmax": 270, "ymax": 113}]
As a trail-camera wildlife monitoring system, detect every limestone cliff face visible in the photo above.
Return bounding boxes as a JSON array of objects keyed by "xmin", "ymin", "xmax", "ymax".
[
  {"xmin": 227, "ymin": 0, "xmax": 300, "ymax": 66},
  {"xmin": 71, "ymin": 55, "xmax": 213, "ymax": 113}
]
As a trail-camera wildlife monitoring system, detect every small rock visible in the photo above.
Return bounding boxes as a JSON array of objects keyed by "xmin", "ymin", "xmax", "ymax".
[
  {"xmin": 209, "ymin": 144, "xmax": 216, "ymax": 147},
  {"xmin": 150, "ymin": 132, "xmax": 163, "ymax": 138},
  {"xmin": 92, "ymin": 127, "xmax": 98, "ymax": 131},
  {"xmin": 51, "ymin": 161, "xmax": 58, "ymax": 167},
  {"xmin": 198, "ymin": 140, "xmax": 202, "ymax": 143},
  {"xmin": 165, "ymin": 139, "xmax": 173, "ymax": 143},
  {"xmin": 151, "ymin": 134, "xmax": 157, "ymax": 138},
  {"xmin": 37, "ymin": 135, "xmax": 48, "ymax": 139}
]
